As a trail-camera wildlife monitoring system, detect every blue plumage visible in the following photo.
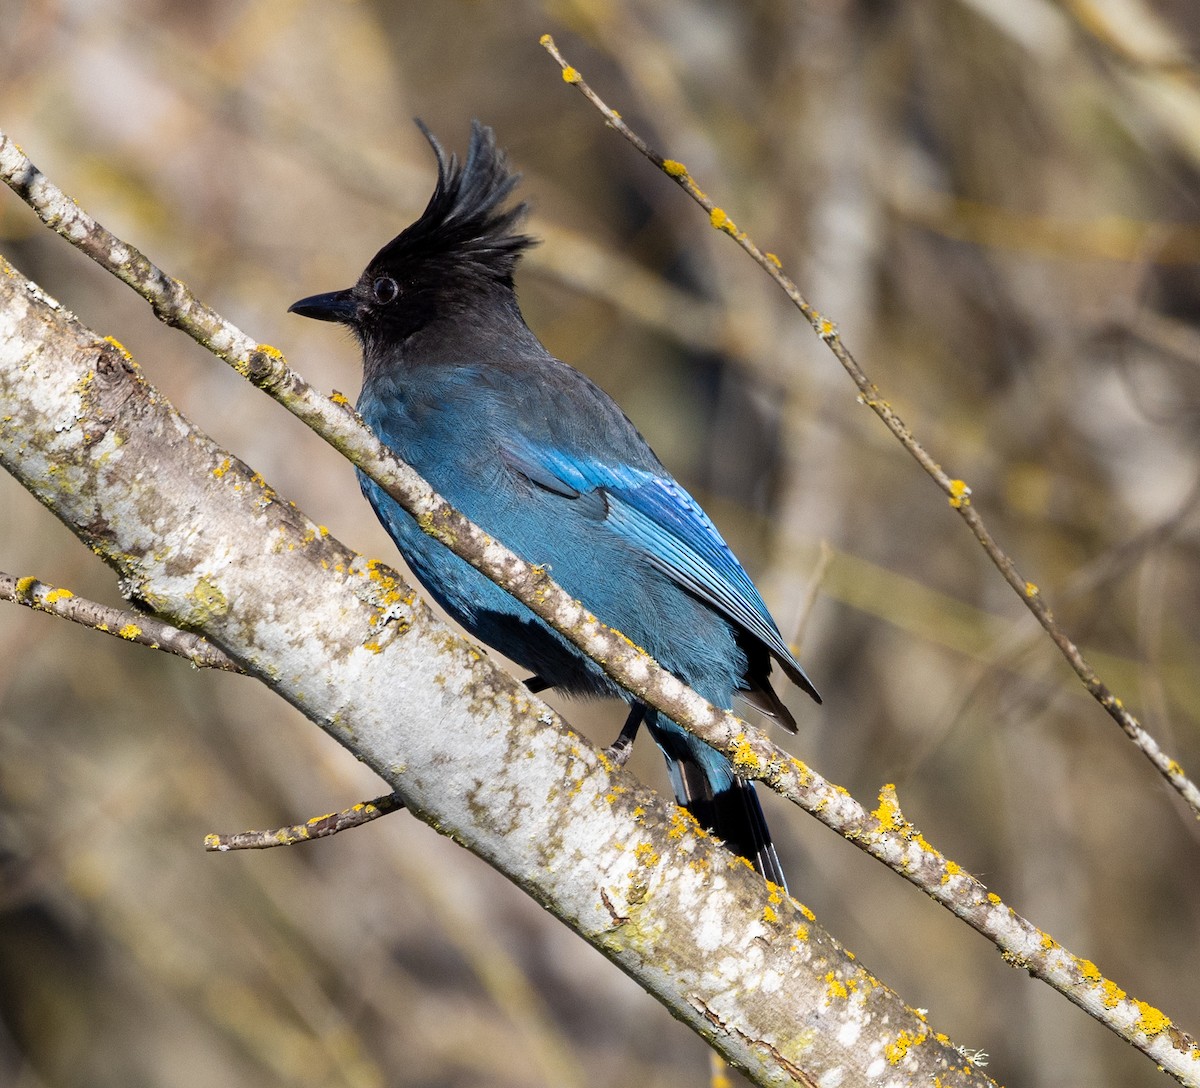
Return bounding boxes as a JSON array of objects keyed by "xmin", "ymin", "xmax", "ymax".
[{"xmin": 290, "ymin": 121, "xmax": 819, "ymax": 887}]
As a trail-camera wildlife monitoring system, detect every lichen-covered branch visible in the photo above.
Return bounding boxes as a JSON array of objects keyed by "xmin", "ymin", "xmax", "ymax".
[
  {"xmin": 204, "ymin": 794, "xmax": 403, "ymax": 851},
  {"xmin": 537, "ymin": 33, "xmax": 1200, "ymax": 825},
  {"xmin": 0, "ymin": 256, "xmax": 995, "ymax": 1088},
  {"xmin": 2, "ymin": 129, "xmax": 1196, "ymax": 1083},
  {"xmin": 0, "ymin": 125, "xmax": 767, "ymax": 790},
  {"xmin": 0, "ymin": 570, "xmax": 242, "ymax": 670},
  {"xmin": 535, "ymin": 37, "xmax": 1200, "ymax": 1082}
]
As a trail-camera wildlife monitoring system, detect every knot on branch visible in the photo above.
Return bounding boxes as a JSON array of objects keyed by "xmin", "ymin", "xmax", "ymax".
[{"xmin": 245, "ymin": 344, "xmax": 288, "ymax": 392}]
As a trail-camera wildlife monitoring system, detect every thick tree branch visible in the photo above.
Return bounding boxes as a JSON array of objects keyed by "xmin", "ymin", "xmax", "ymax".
[
  {"xmin": 1, "ymin": 130, "xmax": 1196, "ymax": 1082},
  {"xmin": 0, "ymin": 256, "xmax": 995, "ymax": 1088},
  {"xmin": 0, "ymin": 126, "xmax": 780, "ymax": 799}
]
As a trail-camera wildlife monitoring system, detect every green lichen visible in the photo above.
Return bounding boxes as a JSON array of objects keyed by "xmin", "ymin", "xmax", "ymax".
[{"xmin": 189, "ymin": 577, "xmax": 228, "ymax": 623}]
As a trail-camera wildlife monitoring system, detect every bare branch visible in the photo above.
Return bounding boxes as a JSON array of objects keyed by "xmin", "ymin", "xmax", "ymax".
[
  {"xmin": 205, "ymin": 794, "xmax": 403, "ymax": 851},
  {"xmin": 536, "ymin": 33, "xmax": 1200, "ymax": 822},
  {"xmin": 0, "ymin": 570, "xmax": 243, "ymax": 670},
  {"xmin": 537, "ymin": 34, "xmax": 1200, "ymax": 1084}
]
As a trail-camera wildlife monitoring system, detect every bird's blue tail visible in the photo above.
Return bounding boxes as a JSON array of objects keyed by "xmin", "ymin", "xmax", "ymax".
[{"xmin": 647, "ymin": 711, "xmax": 787, "ymax": 890}]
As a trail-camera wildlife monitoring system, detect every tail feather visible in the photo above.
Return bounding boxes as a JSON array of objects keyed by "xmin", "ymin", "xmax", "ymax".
[{"xmin": 673, "ymin": 760, "xmax": 787, "ymax": 890}]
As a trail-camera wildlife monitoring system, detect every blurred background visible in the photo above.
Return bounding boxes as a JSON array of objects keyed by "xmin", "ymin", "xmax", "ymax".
[{"xmin": 1, "ymin": 0, "xmax": 1199, "ymax": 1085}]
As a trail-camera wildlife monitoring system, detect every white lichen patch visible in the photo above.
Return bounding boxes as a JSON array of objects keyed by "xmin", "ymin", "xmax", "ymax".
[
  {"xmin": 837, "ymin": 1019, "xmax": 862, "ymax": 1047},
  {"xmin": 693, "ymin": 892, "xmax": 733, "ymax": 952},
  {"xmin": 817, "ymin": 1065, "xmax": 845, "ymax": 1088}
]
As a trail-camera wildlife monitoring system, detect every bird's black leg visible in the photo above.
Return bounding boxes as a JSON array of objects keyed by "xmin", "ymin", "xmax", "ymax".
[
  {"xmin": 524, "ymin": 675, "xmax": 550, "ymax": 693},
  {"xmin": 604, "ymin": 703, "xmax": 646, "ymax": 768}
]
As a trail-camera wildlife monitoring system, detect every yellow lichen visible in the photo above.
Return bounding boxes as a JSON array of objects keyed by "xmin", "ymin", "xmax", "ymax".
[
  {"xmin": 188, "ymin": 578, "xmax": 228, "ymax": 622},
  {"xmin": 729, "ymin": 854, "xmax": 756, "ymax": 876},
  {"xmin": 948, "ymin": 479, "xmax": 971, "ymax": 509},
  {"xmin": 668, "ymin": 808, "xmax": 702, "ymax": 840},
  {"xmin": 117, "ymin": 623, "xmax": 142, "ymax": 640},
  {"xmin": 872, "ymin": 786, "xmax": 906, "ymax": 834},
  {"xmin": 662, "ymin": 159, "xmax": 688, "ymax": 178},
  {"xmin": 730, "ymin": 733, "xmax": 761, "ymax": 772},
  {"xmin": 1100, "ymin": 979, "xmax": 1126, "ymax": 1009},
  {"xmin": 885, "ymin": 1028, "xmax": 926, "ymax": 1064},
  {"xmin": 101, "ymin": 335, "xmax": 133, "ymax": 363},
  {"xmin": 1134, "ymin": 1001, "xmax": 1171, "ymax": 1036},
  {"xmin": 824, "ymin": 971, "xmax": 849, "ymax": 1000},
  {"xmin": 212, "ymin": 458, "xmax": 232, "ymax": 479},
  {"xmin": 45, "ymin": 587, "xmax": 74, "ymax": 604},
  {"xmin": 763, "ymin": 905, "xmax": 778, "ymax": 924},
  {"xmin": 562, "ymin": 65, "xmax": 580, "ymax": 84},
  {"xmin": 709, "ymin": 207, "xmax": 737, "ymax": 235}
]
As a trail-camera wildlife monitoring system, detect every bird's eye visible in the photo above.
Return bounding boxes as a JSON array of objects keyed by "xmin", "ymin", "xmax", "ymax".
[{"xmin": 372, "ymin": 276, "xmax": 399, "ymax": 305}]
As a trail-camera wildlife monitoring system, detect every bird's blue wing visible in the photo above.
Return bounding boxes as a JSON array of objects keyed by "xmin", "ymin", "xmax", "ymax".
[{"xmin": 501, "ymin": 439, "xmax": 818, "ymax": 701}]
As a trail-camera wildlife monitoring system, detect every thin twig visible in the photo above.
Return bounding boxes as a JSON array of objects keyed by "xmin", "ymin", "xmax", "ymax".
[
  {"xmin": 0, "ymin": 570, "xmax": 242, "ymax": 670},
  {"xmin": 0, "ymin": 571, "xmax": 402, "ymax": 849},
  {"xmin": 538, "ymin": 32, "xmax": 1200, "ymax": 822},
  {"xmin": 204, "ymin": 794, "xmax": 403, "ymax": 851},
  {"xmin": 3, "ymin": 118, "xmax": 1197, "ymax": 1083},
  {"xmin": 539, "ymin": 34, "xmax": 1200, "ymax": 1084}
]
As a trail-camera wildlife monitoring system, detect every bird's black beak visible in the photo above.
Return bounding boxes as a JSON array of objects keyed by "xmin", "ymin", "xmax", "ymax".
[{"xmin": 288, "ymin": 288, "xmax": 357, "ymax": 324}]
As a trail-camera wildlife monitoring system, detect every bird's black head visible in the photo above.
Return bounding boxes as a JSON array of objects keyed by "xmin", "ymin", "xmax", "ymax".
[{"xmin": 289, "ymin": 120, "xmax": 534, "ymax": 358}]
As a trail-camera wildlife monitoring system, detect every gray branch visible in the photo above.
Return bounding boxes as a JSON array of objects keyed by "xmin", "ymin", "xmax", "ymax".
[{"xmin": 0, "ymin": 569, "xmax": 242, "ymax": 669}]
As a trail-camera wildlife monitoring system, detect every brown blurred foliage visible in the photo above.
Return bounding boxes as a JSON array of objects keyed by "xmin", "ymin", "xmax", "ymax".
[{"xmin": 2, "ymin": 1, "xmax": 1199, "ymax": 1085}]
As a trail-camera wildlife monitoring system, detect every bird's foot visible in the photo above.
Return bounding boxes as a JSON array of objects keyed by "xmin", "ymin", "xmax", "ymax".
[{"xmin": 604, "ymin": 732, "xmax": 636, "ymax": 768}]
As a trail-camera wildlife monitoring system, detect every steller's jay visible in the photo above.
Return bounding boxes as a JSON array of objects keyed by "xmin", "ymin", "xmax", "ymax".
[{"xmin": 290, "ymin": 121, "xmax": 819, "ymax": 888}]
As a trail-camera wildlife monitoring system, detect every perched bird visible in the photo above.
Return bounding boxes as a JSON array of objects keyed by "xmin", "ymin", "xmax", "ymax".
[{"xmin": 290, "ymin": 121, "xmax": 819, "ymax": 887}]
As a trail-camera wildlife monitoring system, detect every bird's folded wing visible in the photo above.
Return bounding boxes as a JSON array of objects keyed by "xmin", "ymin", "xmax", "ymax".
[{"xmin": 500, "ymin": 440, "xmax": 819, "ymax": 702}]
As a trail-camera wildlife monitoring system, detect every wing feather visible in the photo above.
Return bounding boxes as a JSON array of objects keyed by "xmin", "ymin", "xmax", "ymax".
[{"xmin": 501, "ymin": 440, "xmax": 820, "ymax": 705}]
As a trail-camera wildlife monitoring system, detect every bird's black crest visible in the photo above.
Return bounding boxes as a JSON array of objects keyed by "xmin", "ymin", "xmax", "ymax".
[{"xmin": 369, "ymin": 120, "xmax": 534, "ymax": 283}]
